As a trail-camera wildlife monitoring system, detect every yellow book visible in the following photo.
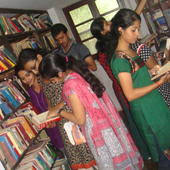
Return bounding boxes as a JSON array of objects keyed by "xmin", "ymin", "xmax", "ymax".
[
  {"xmin": 6, "ymin": 130, "xmax": 24, "ymax": 155},
  {"xmin": 4, "ymin": 56, "xmax": 15, "ymax": 67},
  {"xmin": 0, "ymin": 60, "xmax": 8, "ymax": 70},
  {"xmin": 5, "ymin": 116, "xmax": 36, "ymax": 139}
]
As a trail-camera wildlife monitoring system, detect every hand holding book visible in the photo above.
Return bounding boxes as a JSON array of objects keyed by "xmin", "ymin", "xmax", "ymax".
[{"xmin": 151, "ymin": 61, "xmax": 170, "ymax": 82}]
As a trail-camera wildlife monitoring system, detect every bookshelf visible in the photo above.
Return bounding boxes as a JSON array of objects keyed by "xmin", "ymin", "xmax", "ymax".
[
  {"xmin": 0, "ymin": 7, "xmax": 61, "ymax": 170},
  {"xmin": 137, "ymin": 0, "xmax": 170, "ymax": 50}
]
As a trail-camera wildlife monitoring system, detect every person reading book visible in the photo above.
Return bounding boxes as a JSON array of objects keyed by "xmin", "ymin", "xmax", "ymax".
[
  {"xmin": 15, "ymin": 65, "xmax": 64, "ymax": 154},
  {"xmin": 107, "ymin": 8, "xmax": 170, "ymax": 169},
  {"xmin": 39, "ymin": 53, "xmax": 143, "ymax": 170},
  {"xmin": 17, "ymin": 48, "xmax": 97, "ymax": 170}
]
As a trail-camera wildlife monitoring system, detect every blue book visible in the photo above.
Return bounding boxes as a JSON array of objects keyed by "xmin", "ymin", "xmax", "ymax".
[
  {"xmin": 36, "ymin": 154, "xmax": 50, "ymax": 170},
  {"xmin": 0, "ymin": 87, "xmax": 20, "ymax": 109},
  {"xmin": 0, "ymin": 135, "xmax": 18, "ymax": 161},
  {"xmin": 0, "ymin": 95, "xmax": 12, "ymax": 115}
]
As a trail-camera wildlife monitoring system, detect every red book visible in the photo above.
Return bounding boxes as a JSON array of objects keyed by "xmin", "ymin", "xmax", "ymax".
[
  {"xmin": 0, "ymin": 132, "xmax": 20, "ymax": 157},
  {"xmin": 19, "ymin": 102, "xmax": 39, "ymax": 114},
  {"xmin": 7, "ymin": 18, "xmax": 22, "ymax": 33},
  {"xmin": 0, "ymin": 142, "xmax": 16, "ymax": 168},
  {"xmin": 32, "ymin": 111, "xmax": 61, "ymax": 130},
  {"xmin": 3, "ymin": 121, "xmax": 31, "ymax": 145}
]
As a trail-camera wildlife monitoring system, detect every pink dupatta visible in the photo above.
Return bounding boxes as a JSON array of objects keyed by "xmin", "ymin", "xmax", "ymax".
[{"xmin": 63, "ymin": 72, "xmax": 143, "ymax": 169}]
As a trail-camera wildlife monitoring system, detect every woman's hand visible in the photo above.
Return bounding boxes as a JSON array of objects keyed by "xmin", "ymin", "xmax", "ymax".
[{"xmin": 157, "ymin": 72, "xmax": 170, "ymax": 86}]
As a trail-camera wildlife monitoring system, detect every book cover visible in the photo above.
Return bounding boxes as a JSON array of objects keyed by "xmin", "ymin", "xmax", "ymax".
[
  {"xmin": 3, "ymin": 121, "xmax": 31, "ymax": 145},
  {"xmin": 0, "ymin": 46, "xmax": 17, "ymax": 64},
  {"xmin": 0, "ymin": 142, "xmax": 16, "ymax": 168},
  {"xmin": 0, "ymin": 135, "xmax": 18, "ymax": 161},
  {"xmin": 0, "ymin": 51, "xmax": 13, "ymax": 69},
  {"xmin": 5, "ymin": 116, "xmax": 37, "ymax": 139},
  {"xmin": 0, "ymin": 131, "xmax": 21, "ymax": 157},
  {"xmin": 10, "ymin": 126, "xmax": 27, "ymax": 151},
  {"xmin": 32, "ymin": 111, "xmax": 61, "ymax": 129},
  {"xmin": 12, "ymin": 77, "xmax": 30, "ymax": 100},
  {"xmin": 0, "ymin": 86, "xmax": 20, "ymax": 109},
  {"xmin": 0, "ymin": 94, "xmax": 13, "ymax": 115},
  {"xmin": 10, "ymin": 17, "xmax": 25, "ymax": 32}
]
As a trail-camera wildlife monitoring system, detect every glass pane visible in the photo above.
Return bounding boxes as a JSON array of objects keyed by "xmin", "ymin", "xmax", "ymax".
[
  {"xmin": 103, "ymin": 10, "xmax": 119, "ymax": 21},
  {"xmin": 95, "ymin": 0, "xmax": 119, "ymax": 15},
  {"xmin": 70, "ymin": 5, "xmax": 93, "ymax": 25},
  {"xmin": 83, "ymin": 38, "xmax": 97, "ymax": 55},
  {"xmin": 76, "ymin": 21, "xmax": 93, "ymax": 41}
]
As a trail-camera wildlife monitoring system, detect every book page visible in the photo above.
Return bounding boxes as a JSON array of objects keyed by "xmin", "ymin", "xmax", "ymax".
[{"xmin": 151, "ymin": 61, "xmax": 170, "ymax": 80}]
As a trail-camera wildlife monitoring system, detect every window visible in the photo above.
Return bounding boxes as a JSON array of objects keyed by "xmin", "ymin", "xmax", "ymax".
[{"xmin": 63, "ymin": 0, "xmax": 122, "ymax": 55}]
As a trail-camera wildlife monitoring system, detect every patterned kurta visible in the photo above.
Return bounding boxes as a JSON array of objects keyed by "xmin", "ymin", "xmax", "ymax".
[
  {"xmin": 42, "ymin": 81, "xmax": 96, "ymax": 170},
  {"xmin": 63, "ymin": 72, "xmax": 143, "ymax": 170}
]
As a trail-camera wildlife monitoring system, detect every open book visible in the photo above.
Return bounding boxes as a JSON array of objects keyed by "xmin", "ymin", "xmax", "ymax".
[
  {"xmin": 32, "ymin": 111, "xmax": 61, "ymax": 129},
  {"xmin": 151, "ymin": 61, "xmax": 170, "ymax": 80}
]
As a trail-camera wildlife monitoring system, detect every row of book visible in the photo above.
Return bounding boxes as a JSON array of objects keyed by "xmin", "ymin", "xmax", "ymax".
[
  {"xmin": 0, "ymin": 13, "xmax": 53, "ymax": 35},
  {"xmin": 0, "ymin": 46, "xmax": 17, "ymax": 73},
  {"xmin": 0, "ymin": 79, "xmax": 28, "ymax": 121},
  {"xmin": 10, "ymin": 31, "xmax": 56, "ymax": 57}
]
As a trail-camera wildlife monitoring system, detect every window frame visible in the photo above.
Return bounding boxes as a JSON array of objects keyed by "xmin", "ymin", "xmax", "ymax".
[{"xmin": 63, "ymin": 0, "xmax": 122, "ymax": 44}]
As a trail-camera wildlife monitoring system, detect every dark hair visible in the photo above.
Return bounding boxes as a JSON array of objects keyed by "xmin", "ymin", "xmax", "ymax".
[
  {"xmin": 18, "ymin": 48, "xmax": 48, "ymax": 66},
  {"xmin": 90, "ymin": 17, "xmax": 114, "ymax": 56},
  {"xmin": 39, "ymin": 54, "xmax": 105, "ymax": 98},
  {"xmin": 107, "ymin": 8, "xmax": 141, "ymax": 61},
  {"xmin": 51, "ymin": 23, "xmax": 68, "ymax": 38},
  {"xmin": 15, "ymin": 63, "xmax": 24, "ymax": 77}
]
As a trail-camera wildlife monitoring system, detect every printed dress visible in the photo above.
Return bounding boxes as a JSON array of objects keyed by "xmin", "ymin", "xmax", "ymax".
[
  {"xmin": 63, "ymin": 72, "xmax": 143, "ymax": 170},
  {"xmin": 98, "ymin": 52, "xmax": 150, "ymax": 160},
  {"xmin": 42, "ymin": 81, "xmax": 96, "ymax": 170},
  {"xmin": 111, "ymin": 55, "xmax": 170, "ymax": 162}
]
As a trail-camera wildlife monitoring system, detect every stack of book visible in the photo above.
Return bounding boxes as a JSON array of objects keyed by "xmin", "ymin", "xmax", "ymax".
[
  {"xmin": 0, "ymin": 79, "xmax": 27, "ymax": 121},
  {"xmin": 0, "ymin": 46, "xmax": 16, "ymax": 73}
]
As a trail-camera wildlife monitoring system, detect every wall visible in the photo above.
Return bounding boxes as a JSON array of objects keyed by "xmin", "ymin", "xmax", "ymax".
[{"xmin": 47, "ymin": 0, "xmax": 150, "ymax": 39}]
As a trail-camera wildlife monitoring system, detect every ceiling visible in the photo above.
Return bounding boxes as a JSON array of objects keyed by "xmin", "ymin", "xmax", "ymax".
[{"xmin": 0, "ymin": 0, "xmax": 72, "ymax": 10}]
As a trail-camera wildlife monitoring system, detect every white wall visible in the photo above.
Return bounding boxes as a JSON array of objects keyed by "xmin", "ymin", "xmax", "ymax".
[
  {"xmin": 123, "ymin": 0, "xmax": 150, "ymax": 38},
  {"xmin": 47, "ymin": 0, "xmax": 150, "ymax": 39}
]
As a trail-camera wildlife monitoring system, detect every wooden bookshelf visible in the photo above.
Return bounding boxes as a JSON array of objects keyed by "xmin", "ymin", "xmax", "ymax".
[{"xmin": 0, "ymin": 7, "xmax": 58, "ymax": 170}]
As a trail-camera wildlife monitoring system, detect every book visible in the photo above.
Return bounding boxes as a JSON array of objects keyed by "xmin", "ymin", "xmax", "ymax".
[
  {"xmin": 151, "ymin": 61, "xmax": 170, "ymax": 80},
  {"xmin": 31, "ymin": 111, "xmax": 61, "ymax": 129},
  {"xmin": 0, "ymin": 94, "xmax": 13, "ymax": 115},
  {"xmin": 0, "ymin": 46, "xmax": 17, "ymax": 64},
  {"xmin": 0, "ymin": 86, "xmax": 20, "ymax": 109},
  {"xmin": 0, "ymin": 135, "xmax": 19, "ymax": 161},
  {"xmin": 0, "ymin": 131, "xmax": 21, "ymax": 157},
  {"xmin": 0, "ymin": 142, "xmax": 16, "ymax": 168}
]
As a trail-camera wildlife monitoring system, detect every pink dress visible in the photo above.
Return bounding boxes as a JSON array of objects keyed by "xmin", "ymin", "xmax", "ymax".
[{"xmin": 63, "ymin": 72, "xmax": 143, "ymax": 170}]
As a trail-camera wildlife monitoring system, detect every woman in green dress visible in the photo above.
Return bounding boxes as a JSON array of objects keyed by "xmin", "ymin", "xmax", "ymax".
[{"xmin": 108, "ymin": 8, "xmax": 170, "ymax": 170}]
